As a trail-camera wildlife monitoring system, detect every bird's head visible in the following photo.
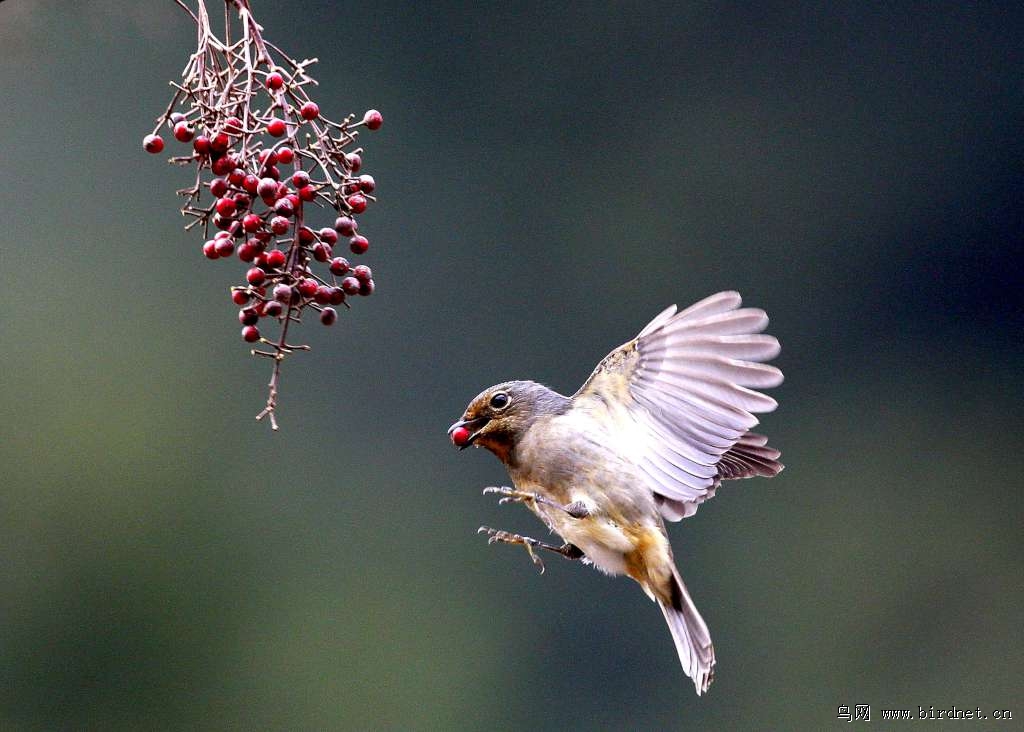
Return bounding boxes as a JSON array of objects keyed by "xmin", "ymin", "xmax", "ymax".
[{"xmin": 448, "ymin": 380, "xmax": 567, "ymax": 462}]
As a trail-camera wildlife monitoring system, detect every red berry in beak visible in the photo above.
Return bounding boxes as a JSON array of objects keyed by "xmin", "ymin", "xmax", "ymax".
[{"xmin": 451, "ymin": 426, "xmax": 472, "ymax": 447}]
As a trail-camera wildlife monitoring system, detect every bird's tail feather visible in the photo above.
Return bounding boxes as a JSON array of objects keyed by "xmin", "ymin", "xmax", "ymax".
[{"xmin": 659, "ymin": 565, "xmax": 715, "ymax": 695}]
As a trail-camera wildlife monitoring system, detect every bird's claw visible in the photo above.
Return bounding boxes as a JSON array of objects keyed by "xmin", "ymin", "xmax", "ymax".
[
  {"xmin": 478, "ymin": 525, "xmax": 546, "ymax": 574},
  {"xmin": 483, "ymin": 486, "xmax": 591, "ymax": 519}
]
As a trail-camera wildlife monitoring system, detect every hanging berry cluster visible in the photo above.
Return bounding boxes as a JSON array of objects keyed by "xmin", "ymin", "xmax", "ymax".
[{"xmin": 144, "ymin": 0, "xmax": 383, "ymax": 430}]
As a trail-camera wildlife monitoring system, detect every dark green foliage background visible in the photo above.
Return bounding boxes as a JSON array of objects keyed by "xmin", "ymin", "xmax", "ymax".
[{"xmin": 1, "ymin": 2, "xmax": 1021, "ymax": 729}]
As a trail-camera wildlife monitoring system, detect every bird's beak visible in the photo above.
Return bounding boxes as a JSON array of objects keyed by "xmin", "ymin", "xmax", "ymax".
[{"xmin": 448, "ymin": 416, "xmax": 489, "ymax": 450}]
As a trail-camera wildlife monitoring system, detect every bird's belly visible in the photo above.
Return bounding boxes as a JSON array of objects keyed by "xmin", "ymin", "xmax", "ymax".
[{"xmin": 544, "ymin": 510, "xmax": 634, "ymax": 576}]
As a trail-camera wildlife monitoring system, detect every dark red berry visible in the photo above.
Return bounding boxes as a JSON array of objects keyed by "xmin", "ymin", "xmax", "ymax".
[
  {"xmin": 169, "ymin": 112, "xmax": 186, "ymax": 125},
  {"xmin": 319, "ymin": 227, "xmax": 339, "ymax": 245},
  {"xmin": 291, "ymin": 171, "xmax": 310, "ymax": 188},
  {"xmin": 228, "ymin": 168, "xmax": 246, "ymax": 186},
  {"xmin": 266, "ymin": 71, "xmax": 284, "ymax": 90},
  {"xmin": 300, "ymin": 101, "xmax": 320, "ymax": 120},
  {"xmin": 265, "ymin": 249, "xmax": 287, "ymax": 268},
  {"xmin": 242, "ymin": 213, "xmax": 263, "ymax": 233},
  {"xmin": 215, "ymin": 238, "xmax": 235, "ymax": 257},
  {"xmin": 209, "ymin": 178, "xmax": 229, "ymax": 197},
  {"xmin": 143, "ymin": 134, "xmax": 164, "ymax": 153},
  {"xmin": 363, "ymin": 109, "xmax": 383, "ymax": 130},
  {"xmin": 341, "ymin": 276, "xmax": 360, "ymax": 295},
  {"xmin": 243, "ymin": 174, "xmax": 260, "ymax": 194},
  {"xmin": 210, "ymin": 132, "xmax": 231, "ymax": 153},
  {"xmin": 328, "ymin": 287, "xmax": 346, "ymax": 305},
  {"xmin": 334, "ymin": 216, "xmax": 357, "ymax": 236},
  {"xmin": 263, "ymin": 300, "xmax": 284, "ymax": 317},
  {"xmin": 173, "ymin": 121, "xmax": 194, "ymax": 143},
  {"xmin": 266, "ymin": 118, "xmax": 287, "ymax": 137},
  {"xmin": 451, "ymin": 426, "xmax": 472, "ymax": 447},
  {"xmin": 298, "ymin": 278, "xmax": 319, "ymax": 298},
  {"xmin": 212, "ymin": 214, "xmax": 233, "ymax": 231},
  {"xmin": 320, "ymin": 307, "xmax": 337, "ymax": 326},
  {"xmin": 298, "ymin": 186, "xmax": 317, "ymax": 202},
  {"xmin": 203, "ymin": 240, "xmax": 219, "ymax": 259},
  {"xmin": 242, "ymin": 325, "xmax": 261, "ymax": 342},
  {"xmin": 224, "ymin": 116, "xmax": 243, "ymax": 134},
  {"xmin": 276, "ymin": 146, "xmax": 294, "ymax": 164},
  {"xmin": 239, "ymin": 307, "xmax": 259, "ymax": 326},
  {"xmin": 349, "ymin": 235, "xmax": 369, "ymax": 255},
  {"xmin": 193, "ymin": 135, "xmax": 211, "ymax": 155},
  {"xmin": 233, "ymin": 192, "xmax": 251, "ymax": 209},
  {"xmin": 312, "ymin": 242, "xmax": 332, "ymax": 262},
  {"xmin": 346, "ymin": 194, "xmax": 367, "ymax": 214},
  {"xmin": 297, "ymin": 226, "xmax": 316, "ymax": 244},
  {"xmin": 358, "ymin": 174, "xmax": 376, "ymax": 193},
  {"xmin": 353, "ymin": 264, "xmax": 372, "ymax": 282},
  {"xmin": 232, "ymin": 289, "xmax": 250, "ymax": 305},
  {"xmin": 359, "ymin": 279, "xmax": 375, "ymax": 296},
  {"xmin": 286, "ymin": 193, "xmax": 300, "ymax": 210},
  {"xmin": 346, "ymin": 152, "xmax": 362, "ymax": 172},
  {"xmin": 237, "ymin": 241, "xmax": 258, "ymax": 262},
  {"xmin": 246, "ymin": 267, "xmax": 266, "ymax": 285},
  {"xmin": 215, "ymin": 197, "xmax": 237, "ymax": 217},
  {"xmin": 257, "ymin": 177, "xmax": 278, "ymax": 201},
  {"xmin": 211, "ymin": 155, "xmax": 236, "ymax": 176},
  {"xmin": 314, "ymin": 285, "xmax": 332, "ymax": 305},
  {"xmin": 274, "ymin": 198, "xmax": 295, "ymax": 217},
  {"xmin": 329, "ymin": 257, "xmax": 350, "ymax": 275}
]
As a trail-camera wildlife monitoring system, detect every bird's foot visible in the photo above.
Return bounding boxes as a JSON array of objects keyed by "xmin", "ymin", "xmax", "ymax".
[
  {"xmin": 483, "ymin": 487, "xmax": 592, "ymax": 519},
  {"xmin": 477, "ymin": 526, "xmax": 584, "ymax": 574}
]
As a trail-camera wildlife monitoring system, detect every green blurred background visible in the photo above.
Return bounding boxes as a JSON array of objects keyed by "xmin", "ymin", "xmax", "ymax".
[{"xmin": 2, "ymin": 1, "xmax": 1022, "ymax": 729}]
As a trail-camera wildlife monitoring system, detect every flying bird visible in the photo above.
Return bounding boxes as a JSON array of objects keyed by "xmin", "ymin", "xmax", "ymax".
[{"xmin": 448, "ymin": 291, "xmax": 783, "ymax": 695}]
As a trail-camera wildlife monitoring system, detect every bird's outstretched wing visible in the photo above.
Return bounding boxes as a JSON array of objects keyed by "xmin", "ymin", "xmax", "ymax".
[{"xmin": 573, "ymin": 292, "xmax": 783, "ymax": 521}]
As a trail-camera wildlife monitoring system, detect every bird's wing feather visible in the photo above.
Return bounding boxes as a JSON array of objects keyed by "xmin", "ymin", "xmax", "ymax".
[{"xmin": 573, "ymin": 291, "xmax": 783, "ymax": 520}]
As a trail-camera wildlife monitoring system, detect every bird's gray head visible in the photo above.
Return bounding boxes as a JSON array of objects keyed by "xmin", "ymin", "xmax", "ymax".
[{"xmin": 448, "ymin": 380, "xmax": 569, "ymax": 462}]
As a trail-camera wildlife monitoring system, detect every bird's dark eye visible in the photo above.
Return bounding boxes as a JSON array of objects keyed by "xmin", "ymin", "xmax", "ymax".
[{"xmin": 489, "ymin": 392, "xmax": 510, "ymax": 409}]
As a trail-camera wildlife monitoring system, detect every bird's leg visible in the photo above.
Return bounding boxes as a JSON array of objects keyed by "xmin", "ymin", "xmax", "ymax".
[
  {"xmin": 482, "ymin": 486, "xmax": 592, "ymax": 519},
  {"xmin": 477, "ymin": 526, "xmax": 585, "ymax": 574}
]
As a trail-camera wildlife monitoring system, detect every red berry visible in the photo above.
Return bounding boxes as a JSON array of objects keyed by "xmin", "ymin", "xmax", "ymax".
[
  {"xmin": 363, "ymin": 109, "xmax": 383, "ymax": 130},
  {"xmin": 270, "ymin": 216, "xmax": 290, "ymax": 235},
  {"xmin": 264, "ymin": 300, "xmax": 284, "ymax": 317},
  {"xmin": 312, "ymin": 242, "xmax": 332, "ymax": 262},
  {"xmin": 353, "ymin": 264, "xmax": 372, "ymax": 282},
  {"xmin": 298, "ymin": 185, "xmax": 317, "ymax": 202},
  {"xmin": 314, "ymin": 286, "xmax": 332, "ymax": 305},
  {"xmin": 224, "ymin": 116, "xmax": 243, "ymax": 134},
  {"xmin": 328, "ymin": 287, "xmax": 346, "ymax": 305},
  {"xmin": 358, "ymin": 174, "xmax": 376, "ymax": 193},
  {"xmin": 173, "ymin": 121, "xmax": 194, "ymax": 142},
  {"xmin": 300, "ymin": 101, "xmax": 320, "ymax": 120},
  {"xmin": 451, "ymin": 425, "xmax": 471, "ymax": 447},
  {"xmin": 232, "ymin": 290, "xmax": 250, "ymax": 305},
  {"xmin": 233, "ymin": 192, "xmax": 251, "ymax": 209},
  {"xmin": 329, "ymin": 257, "xmax": 350, "ymax": 275},
  {"xmin": 214, "ymin": 230, "xmax": 233, "ymax": 240},
  {"xmin": 334, "ymin": 216, "xmax": 357, "ymax": 236},
  {"xmin": 276, "ymin": 146, "xmax": 294, "ymax": 164},
  {"xmin": 203, "ymin": 240, "xmax": 219, "ymax": 259},
  {"xmin": 359, "ymin": 279, "xmax": 375, "ymax": 296},
  {"xmin": 215, "ymin": 238, "xmax": 235, "ymax": 257},
  {"xmin": 265, "ymin": 249, "xmax": 287, "ymax": 268},
  {"xmin": 349, "ymin": 235, "xmax": 369, "ymax": 255},
  {"xmin": 169, "ymin": 112, "xmax": 186, "ymax": 125},
  {"xmin": 143, "ymin": 134, "xmax": 164, "ymax": 153},
  {"xmin": 246, "ymin": 267, "xmax": 266, "ymax": 285},
  {"xmin": 291, "ymin": 171, "xmax": 310, "ymax": 188},
  {"xmin": 266, "ymin": 72, "xmax": 284, "ymax": 90},
  {"xmin": 215, "ymin": 197, "xmax": 237, "ymax": 217},
  {"xmin": 298, "ymin": 226, "xmax": 316, "ymax": 244},
  {"xmin": 341, "ymin": 276, "xmax": 360, "ymax": 295},
  {"xmin": 273, "ymin": 284, "xmax": 293, "ymax": 302},
  {"xmin": 242, "ymin": 174, "xmax": 260, "ymax": 194},
  {"xmin": 209, "ymin": 178, "xmax": 229, "ymax": 197},
  {"xmin": 242, "ymin": 325, "xmax": 261, "ymax": 342},
  {"xmin": 298, "ymin": 278, "xmax": 319, "ymax": 298},
  {"xmin": 320, "ymin": 307, "xmax": 337, "ymax": 326},
  {"xmin": 346, "ymin": 194, "xmax": 367, "ymax": 214},
  {"xmin": 193, "ymin": 135, "xmax": 211, "ymax": 155},
  {"xmin": 237, "ymin": 241, "xmax": 258, "ymax": 262},
  {"xmin": 266, "ymin": 118, "xmax": 287, "ymax": 137},
  {"xmin": 346, "ymin": 153, "xmax": 362, "ymax": 172},
  {"xmin": 274, "ymin": 198, "xmax": 295, "ymax": 217},
  {"xmin": 212, "ymin": 214, "xmax": 234, "ymax": 231},
  {"xmin": 242, "ymin": 213, "xmax": 263, "ymax": 233},
  {"xmin": 257, "ymin": 177, "xmax": 278, "ymax": 201},
  {"xmin": 211, "ymin": 155, "xmax": 236, "ymax": 176},
  {"xmin": 239, "ymin": 307, "xmax": 259, "ymax": 326},
  {"xmin": 286, "ymin": 193, "xmax": 300, "ymax": 209},
  {"xmin": 211, "ymin": 132, "xmax": 231, "ymax": 153},
  {"xmin": 228, "ymin": 168, "xmax": 246, "ymax": 187},
  {"xmin": 318, "ymin": 227, "xmax": 339, "ymax": 245}
]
